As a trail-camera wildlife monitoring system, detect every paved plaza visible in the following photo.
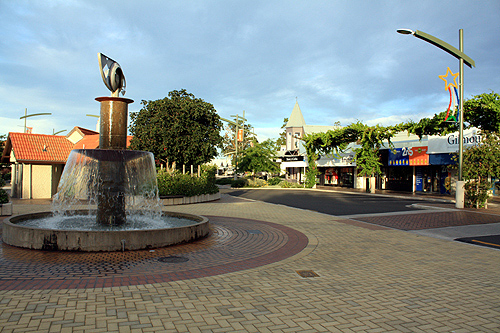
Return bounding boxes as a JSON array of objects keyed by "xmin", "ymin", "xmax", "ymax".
[{"xmin": 0, "ymin": 191, "xmax": 499, "ymax": 332}]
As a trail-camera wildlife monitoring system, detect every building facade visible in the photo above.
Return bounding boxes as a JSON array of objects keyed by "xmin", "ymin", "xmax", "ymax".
[{"xmin": 280, "ymin": 101, "xmax": 482, "ymax": 194}]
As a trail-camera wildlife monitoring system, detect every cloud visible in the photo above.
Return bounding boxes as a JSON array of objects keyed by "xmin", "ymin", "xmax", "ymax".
[{"xmin": 0, "ymin": 0, "xmax": 498, "ymax": 143}]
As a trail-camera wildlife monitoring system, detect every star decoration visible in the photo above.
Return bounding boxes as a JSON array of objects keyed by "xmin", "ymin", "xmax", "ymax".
[{"xmin": 439, "ymin": 67, "xmax": 459, "ymax": 90}]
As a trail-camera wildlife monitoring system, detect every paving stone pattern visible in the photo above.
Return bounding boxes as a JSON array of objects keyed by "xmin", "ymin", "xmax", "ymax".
[{"xmin": 0, "ymin": 194, "xmax": 499, "ymax": 332}]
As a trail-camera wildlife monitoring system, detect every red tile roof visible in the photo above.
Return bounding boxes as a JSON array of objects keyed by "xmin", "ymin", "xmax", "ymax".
[
  {"xmin": 1, "ymin": 132, "xmax": 135, "ymax": 164},
  {"xmin": 73, "ymin": 134, "xmax": 99, "ymax": 149},
  {"xmin": 6, "ymin": 132, "xmax": 74, "ymax": 164}
]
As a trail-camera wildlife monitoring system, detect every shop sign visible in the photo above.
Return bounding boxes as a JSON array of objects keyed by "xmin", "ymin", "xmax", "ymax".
[
  {"xmin": 284, "ymin": 156, "xmax": 304, "ymax": 162},
  {"xmin": 427, "ymin": 128, "xmax": 482, "ymax": 154},
  {"xmin": 389, "ymin": 146, "xmax": 429, "ymax": 166}
]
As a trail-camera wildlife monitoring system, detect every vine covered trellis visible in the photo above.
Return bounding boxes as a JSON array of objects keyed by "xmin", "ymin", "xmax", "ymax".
[{"xmin": 302, "ymin": 110, "xmax": 461, "ymax": 184}]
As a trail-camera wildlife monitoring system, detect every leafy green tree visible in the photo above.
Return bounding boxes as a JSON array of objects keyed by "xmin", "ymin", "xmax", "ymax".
[
  {"xmin": 129, "ymin": 90, "xmax": 223, "ymax": 167},
  {"xmin": 238, "ymin": 139, "xmax": 279, "ymax": 175},
  {"xmin": 276, "ymin": 118, "xmax": 288, "ymax": 148},
  {"xmin": 464, "ymin": 92, "xmax": 500, "ymax": 133},
  {"xmin": 459, "ymin": 132, "xmax": 500, "ymax": 208}
]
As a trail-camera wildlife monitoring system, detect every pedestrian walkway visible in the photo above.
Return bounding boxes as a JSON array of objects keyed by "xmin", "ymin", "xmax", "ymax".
[{"xmin": 0, "ymin": 192, "xmax": 499, "ymax": 332}]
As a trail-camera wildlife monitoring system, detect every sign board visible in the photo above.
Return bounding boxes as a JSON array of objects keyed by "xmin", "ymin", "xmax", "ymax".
[
  {"xmin": 389, "ymin": 146, "xmax": 429, "ymax": 166},
  {"xmin": 237, "ymin": 129, "xmax": 244, "ymax": 142},
  {"xmin": 283, "ymin": 156, "xmax": 304, "ymax": 162},
  {"xmin": 427, "ymin": 128, "xmax": 482, "ymax": 154}
]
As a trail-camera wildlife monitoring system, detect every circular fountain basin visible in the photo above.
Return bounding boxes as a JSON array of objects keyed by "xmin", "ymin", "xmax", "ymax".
[{"xmin": 2, "ymin": 211, "xmax": 209, "ymax": 252}]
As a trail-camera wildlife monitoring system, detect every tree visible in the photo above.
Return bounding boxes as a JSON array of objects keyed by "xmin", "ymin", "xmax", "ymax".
[
  {"xmin": 276, "ymin": 118, "xmax": 288, "ymax": 148},
  {"xmin": 458, "ymin": 132, "xmax": 500, "ymax": 208},
  {"xmin": 464, "ymin": 92, "xmax": 500, "ymax": 133},
  {"xmin": 238, "ymin": 139, "xmax": 279, "ymax": 175},
  {"xmin": 129, "ymin": 90, "xmax": 223, "ymax": 167},
  {"xmin": 221, "ymin": 119, "xmax": 254, "ymax": 156}
]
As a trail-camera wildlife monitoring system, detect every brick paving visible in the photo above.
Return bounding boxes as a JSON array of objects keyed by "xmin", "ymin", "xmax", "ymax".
[
  {"xmin": 0, "ymin": 192, "xmax": 499, "ymax": 332},
  {"xmin": 0, "ymin": 216, "xmax": 307, "ymax": 291},
  {"xmin": 352, "ymin": 210, "xmax": 500, "ymax": 230}
]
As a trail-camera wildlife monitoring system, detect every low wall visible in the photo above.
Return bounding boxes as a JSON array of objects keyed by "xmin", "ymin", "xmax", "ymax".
[{"xmin": 160, "ymin": 192, "xmax": 220, "ymax": 206}]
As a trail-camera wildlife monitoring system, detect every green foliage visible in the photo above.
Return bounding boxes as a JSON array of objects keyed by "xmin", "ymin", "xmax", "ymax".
[
  {"xmin": 464, "ymin": 180, "xmax": 491, "ymax": 209},
  {"xmin": 215, "ymin": 177, "xmax": 233, "ymax": 185},
  {"xmin": 157, "ymin": 165, "xmax": 218, "ymax": 197},
  {"xmin": 464, "ymin": 92, "xmax": 500, "ymax": 133},
  {"xmin": 267, "ymin": 177, "xmax": 282, "ymax": 186},
  {"xmin": 0, "ymin": 177, "xmax": 8, "ymax": 204},
  {"xmin": 456, "ymin": 132, "xmax": 500, "ymax": 208},
  {"xmin": 305, "ymin": 149, "xmax": 318, "ymax": 188},
  {"xmin": 280, "ymin": 181, "xmax": 303, "ymax": 188},
  {"xmin": 129, "ymin": 90, "xmax": 223, "ymax": 168},
  {"xmin": 0, "ymin": 189, "xmax": 8, "ymax": 204},
  {"xmin": 230, "ymin": 179, "xmax": 246, "ymax": 188},
  {"xmin": 238, "ymin": 139, "xmax": 280, "ymax": 175},
  {"xmin": 244, "ymin": 177, "xmax": 267, "ymax": 188},
  {"xmin": 276, "ymin": 118, "xmax": 288, "ymax": 148}
]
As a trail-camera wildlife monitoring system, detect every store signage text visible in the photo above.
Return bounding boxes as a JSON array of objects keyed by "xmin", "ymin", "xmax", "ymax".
[
  {"xmin": 446, "ymin": 133, "xmax": 482, "ymax": 145},
  {"xmin": 284, "ymin": 156, "xmax": 304, "ymax": 162}
]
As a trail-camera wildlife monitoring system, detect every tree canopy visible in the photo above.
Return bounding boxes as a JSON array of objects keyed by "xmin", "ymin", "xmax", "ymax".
[
  {"xmin": 238, "ymin": 139, "xmax": 279, "ymax": 175},
  {"xmin": 129, "ymin": 90, "xmax": 223, "ymax": 167},
  {"xmin": 464, "ymin": 92, "xmax": 500, "ymax": 133}
]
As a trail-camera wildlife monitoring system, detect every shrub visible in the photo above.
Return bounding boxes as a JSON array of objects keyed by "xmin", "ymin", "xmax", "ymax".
[
  {"xmin": 464, "ymin": 180, "xmax": 491, "ymax": 208},
  {"xmin": 267, "ymin": 177, "xmax": 282, "ymax": 186},
  {"xmin": 157, "ymin": 165, "xmax": 218, "ymax": 197},
  {"xmin": 280, "ymin": 180, "xmax": 303, "ymax": 188},
  {"xmin": 245, "ymin": 177, "xmax": 267, "ymax": 188},
  {"xmin": 231, "ymin": 179, "xmax": 246, "ymax": 188},
  {"xmin": 215, "ymin": 177, "xmax": 233, "ymax": 185},
  {"xmin": 0, "ymin": 189, "xmax": 8, "ymax": 204},
  {"xmin": 0, "ymin": 178, "xmax": 8, "ymax": 204}
]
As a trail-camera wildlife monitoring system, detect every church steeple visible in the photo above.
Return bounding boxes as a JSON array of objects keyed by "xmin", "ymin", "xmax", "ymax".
[{"xmin": 285, "ymin": 100, "xmax": 306, "ymax": 128}]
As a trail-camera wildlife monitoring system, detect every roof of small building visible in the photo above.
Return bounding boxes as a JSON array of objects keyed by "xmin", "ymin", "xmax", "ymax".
[
  {"xmin": 2, "ymin": 132, "xmax": 74, "ymax": 164},
  {"xmin": 67, "ymin": 126, "xmax": 99, "ymax": 138}
]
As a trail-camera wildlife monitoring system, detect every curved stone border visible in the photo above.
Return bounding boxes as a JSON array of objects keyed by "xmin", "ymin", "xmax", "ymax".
[
  {"xmin": 161, "ymin": 192, "xmax": 221, "ymax": 206},
  {"xmin": 2, "ymin": 211, "xmax": 209, "ymax": 252}
]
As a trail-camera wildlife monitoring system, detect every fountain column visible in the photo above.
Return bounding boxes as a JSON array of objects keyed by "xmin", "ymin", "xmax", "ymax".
[{"xmin": 95, "ymin": 96, "xmax": 134, "ymax": 226}]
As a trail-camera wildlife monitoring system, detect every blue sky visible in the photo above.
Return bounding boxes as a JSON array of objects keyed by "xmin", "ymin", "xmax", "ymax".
[{"xmin": 0, "ymin": 0, "xmax": 499, "ymax": 141}]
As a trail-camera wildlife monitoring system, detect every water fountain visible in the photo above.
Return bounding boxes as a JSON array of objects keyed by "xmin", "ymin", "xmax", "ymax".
[{"xmin": 3, "ymin": 53, "xmax": 209, "ymax": 251}]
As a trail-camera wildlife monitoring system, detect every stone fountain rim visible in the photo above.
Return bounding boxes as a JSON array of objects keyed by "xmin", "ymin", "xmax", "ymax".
[
  {"xmin": 2, "ymin": 211, "xmax": 209, "ymax": 252},
  {"xmin": 4, "ymin": 210, "xmax": 207, "ymax": 232}
]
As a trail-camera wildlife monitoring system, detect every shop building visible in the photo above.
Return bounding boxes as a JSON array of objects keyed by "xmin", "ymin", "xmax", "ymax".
[{"xmin": 279, "ymin": 100, "xmax": 483, "ymax": 194}]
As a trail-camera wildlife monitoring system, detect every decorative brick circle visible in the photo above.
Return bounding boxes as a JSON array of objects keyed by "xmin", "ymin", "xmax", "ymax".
[{"xmin": 0, "ymin": 216, "xmax": 308, "ymax": 290}]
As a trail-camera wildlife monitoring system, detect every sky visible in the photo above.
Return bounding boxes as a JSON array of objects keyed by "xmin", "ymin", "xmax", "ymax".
[{"xmin": 0, "ymin": 0, "xmax": 499, "ymax": 142}]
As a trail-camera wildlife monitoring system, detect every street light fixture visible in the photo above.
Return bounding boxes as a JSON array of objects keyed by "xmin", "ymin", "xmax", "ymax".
[
  {"xmin": 19, "ymin": 108, "xmax": 52, "ymax": 133},
  {"xmin": 397, "ymin": 28, "xmax": 475, "ymax": 208}
]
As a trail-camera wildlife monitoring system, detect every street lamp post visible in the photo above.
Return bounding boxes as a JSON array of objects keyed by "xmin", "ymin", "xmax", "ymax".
[
  {"xmin": 19, "ymin": 108, "xmax": 52, "ymax": 133},
  {"xmin": 397, "ymin": 29, "xmax": 475, "ymax": 208}
]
